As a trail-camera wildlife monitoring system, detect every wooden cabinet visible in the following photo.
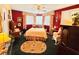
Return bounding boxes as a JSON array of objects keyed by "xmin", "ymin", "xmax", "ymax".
[
  {"xmin": 61, "ymin": 26, "xmax": 79, "ymax": 49},
  {"xmin": 67, "ymin": 26, "xmax": 79, "ymax": 51},
  {"xmin": 58, "ymin": 26, "xmax": 79, "ymax": 54}
]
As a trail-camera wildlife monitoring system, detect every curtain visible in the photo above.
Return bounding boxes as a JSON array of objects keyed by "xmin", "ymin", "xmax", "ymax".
[
  {"xmin": 23, "ymin": 13, "xmax": 26, "ymax": 29},
  {"xmin": 42, "ymin": 15, "xmax": 45, "ymax": 27},
  {"xmin": 50, "ymin": 15, "xmax": 54, "ymax": 28}
]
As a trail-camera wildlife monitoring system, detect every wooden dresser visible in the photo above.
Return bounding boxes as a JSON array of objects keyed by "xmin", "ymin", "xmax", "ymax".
[
  {"xmin": 58, "ymin": 26, "xmax": 79, "ymax": 54},
  {"xmin": 67, "ymin": 26, "xmax": 79, "ymax": 51}
]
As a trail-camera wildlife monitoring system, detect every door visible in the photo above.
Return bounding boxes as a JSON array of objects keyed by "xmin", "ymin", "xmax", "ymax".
[{"xmin": 0, "ymin": 13, "xmax": 2, "ymax": 32}]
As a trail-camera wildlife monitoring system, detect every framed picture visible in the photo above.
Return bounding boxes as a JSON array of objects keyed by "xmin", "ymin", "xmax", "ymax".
[
  {"xmin": 8, "ymin": 10, "xmax": 11, "ymax": 19},
  {"xmin": 17, "ymin": 17, "xmax": 22, "ymax": 22}
]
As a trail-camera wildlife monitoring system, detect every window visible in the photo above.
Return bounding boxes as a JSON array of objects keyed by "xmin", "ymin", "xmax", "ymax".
[
  {"xmin": 36, "ymin": 16, "xmax": 42, "ymax": 25},
  {"xmin": 26, "ymin": 16, "xmax": 34, "ymax": 24},
  {"xmin": 44, "ymin": 16, "xmax": 50, "ymax": 25}
]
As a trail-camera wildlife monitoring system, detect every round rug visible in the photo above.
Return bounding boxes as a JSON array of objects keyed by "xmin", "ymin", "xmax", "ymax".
[{"xmin": 20, "ymin": 41, "xmax": 47, "ymax": 54}]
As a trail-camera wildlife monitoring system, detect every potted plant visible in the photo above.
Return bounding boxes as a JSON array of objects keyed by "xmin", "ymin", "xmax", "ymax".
[{"xmin": 72, "ymin": 12, "xmax": 79, "ymax": 26}]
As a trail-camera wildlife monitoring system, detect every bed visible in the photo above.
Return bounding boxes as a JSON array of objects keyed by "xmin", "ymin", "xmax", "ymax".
[{"xmin": 24, "ymin": 28, "xmax": 47, "ymax": 41}]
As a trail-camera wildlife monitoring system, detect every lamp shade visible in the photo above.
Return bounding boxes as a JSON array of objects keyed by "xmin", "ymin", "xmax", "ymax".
[{"xmin": 0, "ymin": 33, "xmax": 11, "ymax": 44}]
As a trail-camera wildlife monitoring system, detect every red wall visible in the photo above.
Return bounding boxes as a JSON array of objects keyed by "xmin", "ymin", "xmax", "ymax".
[
  {"xmin": 55, "ymin": 4, "xmax": 79, "ymax": 11},
  {"xmin": 53, "ymin": 4, "xmax": 79, "ymax": 31},
  {"xmin": 12, "ymin": 10, "xmax": 23, "ymax": 30},
  {"xmin": 53, "ymin": 11, "xmax": 61, "ymax": 31}
]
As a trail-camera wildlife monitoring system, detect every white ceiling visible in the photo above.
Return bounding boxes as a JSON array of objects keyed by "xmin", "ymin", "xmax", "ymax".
[{"xmin": 10, "ymin": 4, "xmax": 75, "ymax": 14}]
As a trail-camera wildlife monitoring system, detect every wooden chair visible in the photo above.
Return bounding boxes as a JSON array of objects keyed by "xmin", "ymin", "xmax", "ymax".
[
  {"xmin": 0, "ymin": 43, "xmax": 8, "ymax": 55},
  {"xmin": 62, "ymin": 29, "xmax": 69, "ymax": 45}
]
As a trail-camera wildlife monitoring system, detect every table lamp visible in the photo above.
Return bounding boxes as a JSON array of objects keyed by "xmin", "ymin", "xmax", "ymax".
[{"xmin": 0, "ymin": 33, "xmax": 11, "ymax": 54}]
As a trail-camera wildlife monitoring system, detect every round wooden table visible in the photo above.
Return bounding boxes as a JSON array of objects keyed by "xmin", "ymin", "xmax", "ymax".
[{"xmin": 20, "ymin": 41, "xmax": 47, "ymax": 54}]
